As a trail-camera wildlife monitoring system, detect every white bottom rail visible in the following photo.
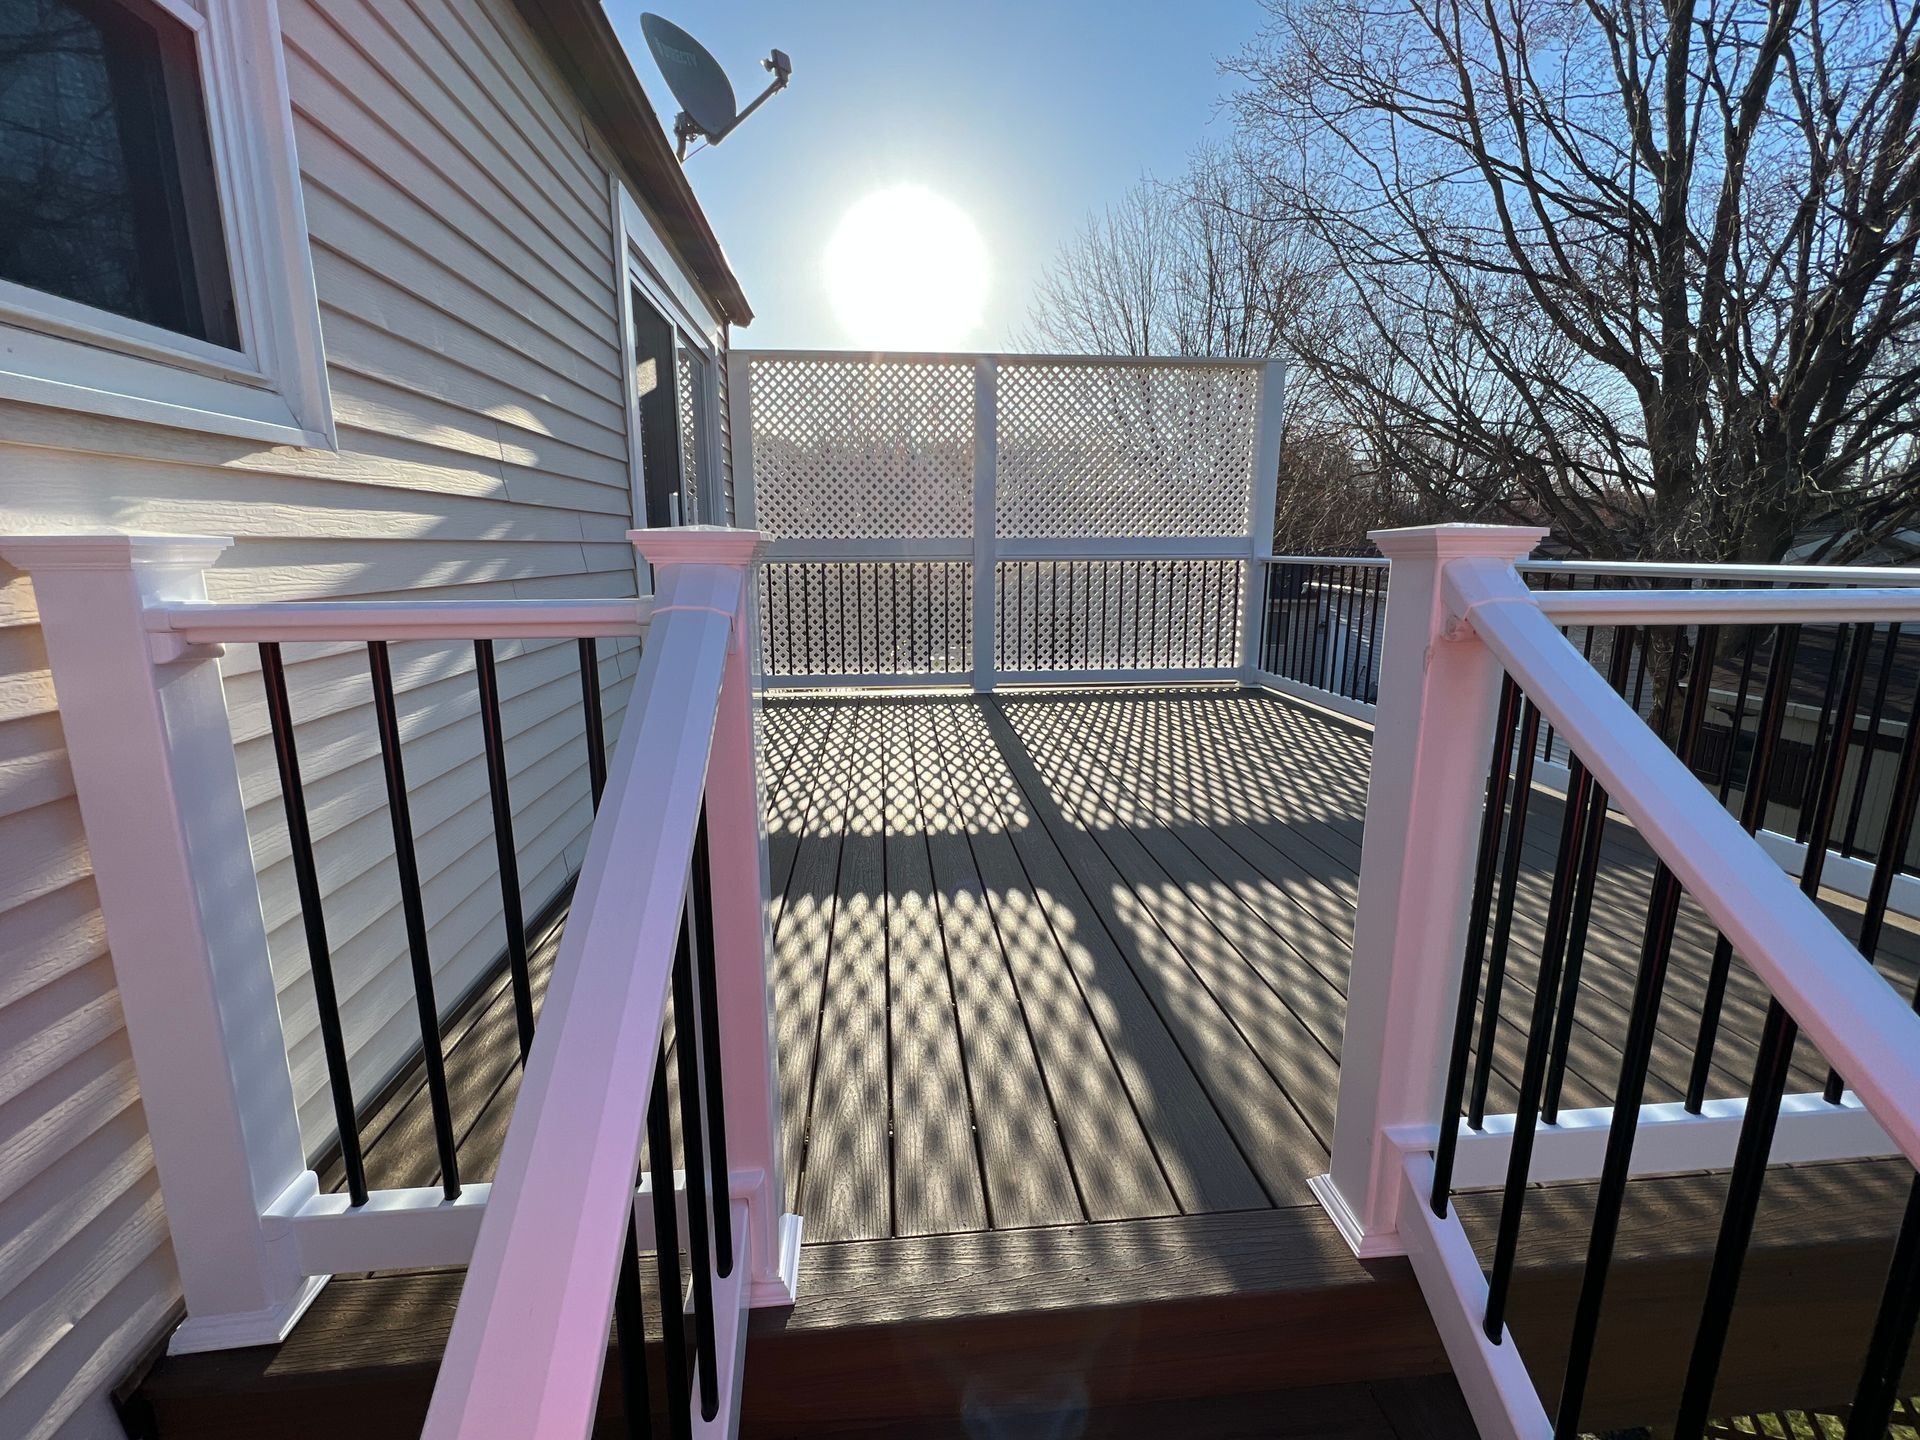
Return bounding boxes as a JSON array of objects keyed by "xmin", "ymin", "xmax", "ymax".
[{"xmin": 1399, "ymin": 1154, "xmax": 1551, "ymax": 1440}]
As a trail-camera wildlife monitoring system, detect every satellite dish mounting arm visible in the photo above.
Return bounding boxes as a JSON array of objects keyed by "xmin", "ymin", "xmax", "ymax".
[{"xmin": 676, "ymin": 49, "xmax": 791, "ymax": 159}]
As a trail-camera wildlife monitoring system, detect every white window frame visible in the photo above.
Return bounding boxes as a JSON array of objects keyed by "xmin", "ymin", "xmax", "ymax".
[
  {"xmin": 613, "ymin": 182, "xmax": 724, "ymax": 533},
  {"xmin": 0, "ymin": 0, "xmax": 335, "ymax": 448}
]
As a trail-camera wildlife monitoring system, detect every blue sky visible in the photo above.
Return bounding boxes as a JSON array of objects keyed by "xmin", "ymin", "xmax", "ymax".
[{"xmin": 607, "ymin": 1, "xmax": 1266, "ymax": 349}]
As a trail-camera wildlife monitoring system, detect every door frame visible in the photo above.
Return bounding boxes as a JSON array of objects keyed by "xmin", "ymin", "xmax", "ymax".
[{"xmin": 611, "ymin": 183, "xmax": 725, "ymax": 554}]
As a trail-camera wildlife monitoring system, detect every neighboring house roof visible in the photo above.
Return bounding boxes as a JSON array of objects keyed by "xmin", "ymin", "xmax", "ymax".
[{"xmin": 512, "ymin": 0, "xmax": 754, "ymax": 327}]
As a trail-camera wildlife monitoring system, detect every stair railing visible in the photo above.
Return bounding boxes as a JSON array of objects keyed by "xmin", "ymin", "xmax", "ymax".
[
  {"xmin": 1318, "ymin": 524, "xmax": 1920, "ymax": 1440},
  {"xmin": 0, "ymin": 527, "xmax": 797, "ymax": 1438}
]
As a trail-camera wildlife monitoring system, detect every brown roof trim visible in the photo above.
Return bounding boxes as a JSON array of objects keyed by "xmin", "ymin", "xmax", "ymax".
[{"xmin": 512, "ymin": 0, "xmax": 753, "ymax": 326}]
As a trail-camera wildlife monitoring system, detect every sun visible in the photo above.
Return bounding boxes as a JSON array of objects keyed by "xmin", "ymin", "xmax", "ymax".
[{"xmin": 824, "ymin": 185, "xmax": 988, "ymax": 350}]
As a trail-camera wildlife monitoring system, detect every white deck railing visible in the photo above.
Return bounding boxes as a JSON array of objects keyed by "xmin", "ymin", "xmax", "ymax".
[
  {"xmin": 1316, "ymin": 526, "xmax": 1920, "ymax": 1439},
  {"xmin": 0, "ymin": 528, "xmax": 799, "ymax": 1439}
]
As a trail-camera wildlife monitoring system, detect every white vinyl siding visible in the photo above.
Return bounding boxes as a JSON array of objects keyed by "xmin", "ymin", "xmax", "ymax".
[{"xmin": 0, "ymin": 1, "xmax": 731, "ymax": 1435}]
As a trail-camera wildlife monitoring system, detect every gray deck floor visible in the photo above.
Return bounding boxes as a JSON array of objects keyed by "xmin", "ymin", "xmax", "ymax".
[
  {"xmin": 260, "ymin": 684, "xmax": 1919, "ymax": 1434},
  {"xmin": 757, "ymin": 686, "xmax": 1920, "ymax": 1244},
  {"xmin": 330, "ymin": 682, "xmax": 1920, "ymax": 1224}
]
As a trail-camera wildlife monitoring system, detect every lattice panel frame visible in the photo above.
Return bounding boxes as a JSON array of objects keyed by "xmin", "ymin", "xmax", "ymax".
[
  {"xmin": 746, "ymin": 357, "xmax": 975, "ymax": 540},
  {"xmin": 995, "ymin": 361, "xmax": 1261, "ymax": 539}
]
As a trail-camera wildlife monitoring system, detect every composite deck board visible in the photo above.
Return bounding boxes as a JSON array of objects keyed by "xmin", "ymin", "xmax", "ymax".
[
  {"xmin": 948, "ymin": 701, "xmax": 1268, "ymax": 1214},
  {"xmin": 980, "ymin": 701, "xmax": 1327, "ymax": 1206},
  {"xmin": 925, "ymin": 701, "xmax": 1177, "ymax": 1222},
  {"xmin": 770, "ymin": 706, "xmax": 854, "ymax": 1214},
  {"xmin": 915, "ymin": 703, "xmax": 1082, "ymax": 1228},
  {"xmin": 884, "ymin": 704, "xmax": 991, "ymax": 1235},
  {"xmin": 796, "ymin": 704, "xmax": 892, "ymax": 1240}
]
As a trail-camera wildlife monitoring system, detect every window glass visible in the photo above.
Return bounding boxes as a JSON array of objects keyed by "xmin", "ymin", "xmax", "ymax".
[
  {"xmin": 0, "ymin": 0, "xmax": 239, "ymax": 348},
  {"xmin": 632, "ymin": 288, "xmax": 683, "ymax": 526}
]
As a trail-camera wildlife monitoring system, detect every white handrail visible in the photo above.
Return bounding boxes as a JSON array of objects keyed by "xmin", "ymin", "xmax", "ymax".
[
  {"xmin": 419, "ymin": 561, "xmax": 742, "ymax": 1440},
  {"xmin": 1444, "ymin": 556, "xmax": 1920, "ymax": 1163},
  {"xmin": 1531, "ymin": 586, "xmax": 1920, "ymax": 626},
  {"xmin": 1520, "ymin": 557, "xmax": 1920, "ymax": 585},
  {"xmin": 151, "ymin": 596, "xmax": 652, "ymax": 643}
]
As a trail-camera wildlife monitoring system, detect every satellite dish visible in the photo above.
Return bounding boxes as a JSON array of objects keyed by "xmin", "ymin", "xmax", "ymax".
[{"xmin": 639, "ymin": 13, "xmax": 792, "ymax": 161}]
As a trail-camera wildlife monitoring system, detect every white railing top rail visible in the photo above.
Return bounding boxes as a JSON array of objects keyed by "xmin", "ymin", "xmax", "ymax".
[
  {"xmin": 1532, "ymin": 587, "xmax": 1920, "ymax": 627},
  {"xmin": 1263, "ymin": 550, "xmax": 1920, "ymax": 586},
  {"xmin": 1520, "ymin": 558, "xmax": 1920, "ymax": 585},
  {"xmin": 419, "ymin": 558, "xmax": 744, "ymax": 1440},
  {"xmin": 1445, "ymin": 556, "xmax": 1920, "ymax": 1163},
  {"xmin": 733, "ymin": 346, "xmax": 1269, "ymax": 369},
  {"xmin": 149, "ymin": 597, "xmax": 652, "ymax": 644},
  {"xmin": 1265, "ymin": 554, "xmax": 1391, "ymax": 568}
]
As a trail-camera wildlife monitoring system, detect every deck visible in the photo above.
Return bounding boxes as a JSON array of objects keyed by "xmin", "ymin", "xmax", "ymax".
[{"xmin": 135, "ymin": 686, "xmax": 1920, "ymax": 1437}]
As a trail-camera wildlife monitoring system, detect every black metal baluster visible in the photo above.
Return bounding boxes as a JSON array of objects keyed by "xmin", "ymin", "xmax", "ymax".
[
  {"xmin": 1344, "ymin": 568, "xmax": 1359, "ymax": 695},
  {"xmin": 1841, "ymin": 624, "xmax": 1901, "ymax": 858},
  {"xmin": 1716, "ymin": 628, "xmax": 1761, "ymax": 806},
  {"xmin": 1309, "ymin": 567, "xmax": 1331, "ymax": 688},
  {"xmin": 1484, "ymin": 742, "xmax": 1599, "ymax": 1341},
  {"xmin": 689, "ymin": 811, "xmax": 734, "ymax": 1276},
  {"xmin": 1824, "ymin": 653, "xmax": 1920, "ymax": 1103},
  {"xmin": 1291, "ymin": 565, "xmax": 1311, "ymax": 683},
  {"xmin": 260, "ymin": 643, "xmax": 367, "ymax": 1206},
  {"xmin": 1547, "ymin": 624, "xmax": 1719, "ymax": 1434},
  {"xmin": 1366, "ymin": 567, "xmax": 1386, "ymax": 701},
  {"xmin": 474, "ymin": 640, "xmax": 535, "ymax": 1060},
  {"xmin": 579, "ymin": 638, "xmax": 608, "ymax": 809},
  {"xmin": 648, "ymin": 1054, "xmax": 692, "ymax": 1440},
  {"xmin": 1541, "ymin": 631, "xmax": 1643, "ymax": 1120},
  {"xmin": 1468, "ymin": 700, "xmax": 1544, "ymax": 1128},
  {"xmin": 672, "ymin": 906, "xmax": 719, "ymax": 1421},
  {"xmin": 1433, "ymin": 676, "xmax": 1523, "ymax": 1213},
  {"xmin": 367, "ymin": 640, "xmax": 461, "ymax": 1200},
  {"xmin": 1687, "ymin": 625, "xmax": 1801, "ymax": 1112},
  {"xmin": 1795, "ymin": 627, "xmax": 1852, "ymax": 844},
  {"xmin": 1539, "ymin": 574, "xmax": 1564, "ymax": 762},
  {"xmin": 1673, "ymin": 622, "xmax": 1868, "ymax": 1440},
  {"xmin": 613, "ymin": 1206, "xmax": 653, "ymax": 1439},
  {"xmin": 1846, "ymin": 1174, "xmax": 1920, "ymax": 1439}
]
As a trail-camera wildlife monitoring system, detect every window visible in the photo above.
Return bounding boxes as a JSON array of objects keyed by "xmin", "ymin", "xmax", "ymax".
[
  {"xmin": 626, "ymin": 284, "xmax": 718, "ymax": 528},
  {"xmin": 1, "ymin": 0, "xmax": 238, "ymax": 349},
  {"xmin": 0, "ymin": 0, "xmax": 333, "ymax": 446},
  {"xmin": 616, "ymin": 183, "xmax": 724, "ymax": 533}
]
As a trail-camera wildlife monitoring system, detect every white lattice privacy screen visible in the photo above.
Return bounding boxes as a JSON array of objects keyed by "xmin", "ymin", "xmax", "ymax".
[
  {"xmin": 995, "ymin": 360, "xmax": 1261, "ymax": 539},
  {"xmin": 745, "ymin": 355, "xmax": 975, "ymax": 539},
  {"xmin": 731, "ymin": 351, "xmax": 1282, "ymax": 685}
]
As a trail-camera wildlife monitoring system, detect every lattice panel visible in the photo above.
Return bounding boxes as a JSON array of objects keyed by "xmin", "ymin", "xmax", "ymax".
[
  {"xmin": 676, "ymin": 346, "xmax": 703, "ymax": 522},
  {"xmin": 760, "ymin": 562, "xmax": 971, "ymax": 677},
  {"xmin": 995, "ymin": 361, "xmax": 1261, "ymax": 538},
  {"xmin": 747, "ymin": 357, "xmax": 974, "ymax": 539},
  {"xmin": 995, "ymin": 560, "xmax": 1243, "ymax": 673}
]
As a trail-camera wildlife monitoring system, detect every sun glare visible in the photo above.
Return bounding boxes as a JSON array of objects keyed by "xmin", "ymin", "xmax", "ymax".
[{"xmin": 825, "ymin": 184, "xmax": 988, "ymax": 350}]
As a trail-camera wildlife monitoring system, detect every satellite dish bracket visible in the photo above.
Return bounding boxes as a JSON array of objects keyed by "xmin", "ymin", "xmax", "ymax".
[{"xmin": 643, "ymin": 14, "xmax": 791, "ymax": 162}]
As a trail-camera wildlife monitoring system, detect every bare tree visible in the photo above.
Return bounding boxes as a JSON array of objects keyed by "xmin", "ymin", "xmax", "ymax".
[
  {"xmin": 1225, "ymin": 0, "xmax": 1920, "ymax": 562},
  {"xmin": 1024, "ymin": 149, "xmax": 1393, "ymax": 550}
]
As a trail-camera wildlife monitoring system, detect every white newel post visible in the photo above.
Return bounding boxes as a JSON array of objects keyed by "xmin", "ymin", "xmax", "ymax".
[
  {"xmin": 631, "ymin": 526, "xmax": 801, "ymax": 1306},
  {"xmin": 1239, "ymin": 358, "xmax": 1286, "ymax": 682},
  {"xmin": 971, "ymin": 357, "xmax": 998, "ymax": 693},
  {"xmin": 0, "ymin": 535, "xmax": 321, "ymax": 1351},
  {"xmin": 1312, "ymin": 524, "xmax": 1546, "ymax": 1257}
]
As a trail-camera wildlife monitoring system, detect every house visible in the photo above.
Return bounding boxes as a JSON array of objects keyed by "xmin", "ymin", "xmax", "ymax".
[
  {"xmin": 0, "ymin": 2, "xmax": 745, "ymax": 1434},
  {"xmin": 3, "ymin": 5, "xmax": 1920, "ymax": 1440}
]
